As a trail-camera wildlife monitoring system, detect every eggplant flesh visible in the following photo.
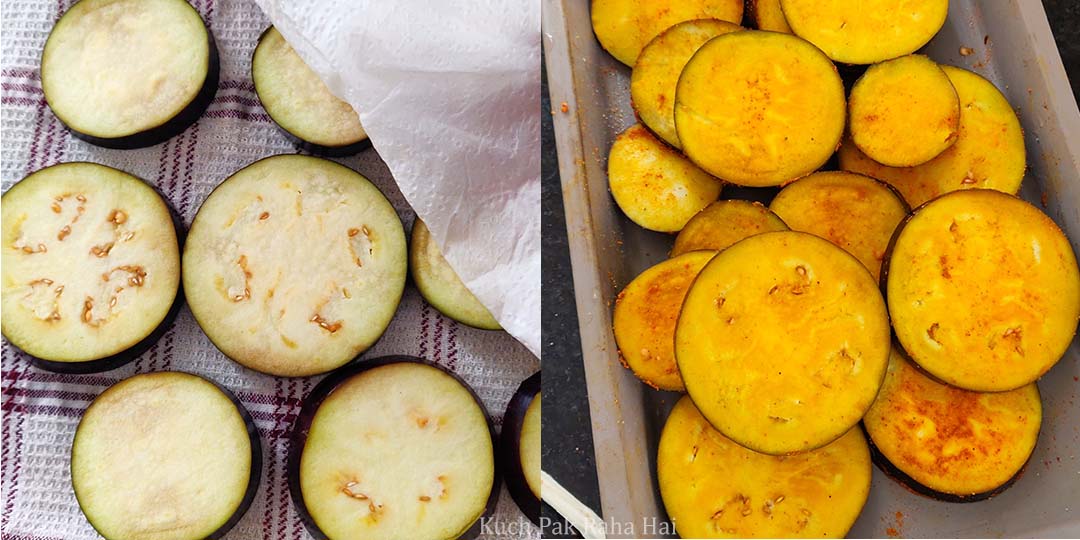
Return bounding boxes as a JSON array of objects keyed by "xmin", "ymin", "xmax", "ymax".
[
  {"xmin": 410, "ymin": 219, "xmax": 500, "ymax": 330},
  {"xmin": 500, "ymin": 372, "xmax": 541, "ymax": 525}
]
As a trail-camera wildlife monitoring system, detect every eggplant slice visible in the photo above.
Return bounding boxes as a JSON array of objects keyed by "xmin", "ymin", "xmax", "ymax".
[
  {"xmin": 289, "ymin": 357, "xmax": 498, "ymax": 540},
  {"xmin": 501, "ymin": 372, "xmax": 541, "ymax": 525},
  {"xmin": 769, "ymin": 171, "xmax": 909, "ymax": 282},
  {"xmin": 72, "ymin": 372, "xmax": 260, "ymax": 540},
  {"xmin": 1, "ymin": 163, "xmax": 181, "ymax": 372},
  {"xmin": 183, "ymin": 155, "xmax": 407, "ymax": 377},
  {"xmin": 658, "ymin": 396, "xmax": 871, "ymax": 538},
  {"xmin": 675, "ymin": 231, "xmax": 890, "ymax": 455},
  {"xmin": 674, "ymin": 31, "xmax": 846, "ymax": 187},
  {"xmin": 749, "ymin": 0, "xmax": 792, "ymax": 33},
  {"xmin": 864, "ymin": 347, "xmax": 1041, "ymax": 502},
  {"xmin": 839, "ymin": 65, "xmax": 1026, "ymax": 208},
  {"xmin": 410, "ymin": 219, "xmax": 500, "ymax": 330},
  {"xmin": 591, "ymin": 0, "xmax": 743, "ymax": 66},
  {"xmin": 614, "ymin": 251, "xmax": 714, "ymax": 391},
  {"xmin": 41, "ymin": 0, "xmax": 218, "ymax": 149},
  {"xmin": 670, "ymin": 200, "xmax": 788, "ymax": 257},
  {"xmin": 885, "ymin": 189, "xmax": 1080, "ymax": 392},
  {"xmin": 252, "ymin": 27, "xmax": 370, "ymax": 157},
  {"xmin": 630, "ymin": 19, "xmax": 742, "ymax": 149}
]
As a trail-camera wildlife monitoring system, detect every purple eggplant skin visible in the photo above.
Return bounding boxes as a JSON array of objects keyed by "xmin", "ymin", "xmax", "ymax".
[
  {"xmin": 71, "ymin": 372, "xmax": 262, "ymax": 540},
  {"xmin": 860, "ymin": 422, "xmax": 1034, "ymax": 503},
  {"xmin": 48, "ymin": 24, "xmax": 219, "ymax": 150},
  {"xmin": 500, "ymin": 371, "xmax": 541, "ymax": 525},
  {"xmin": 4, "ymin": 164, "xmax": 187, "ymax": 374},
  {"xmin": 287, "ymin": 355, "xmax": 501, "ymax": 540},
  {"xmin": 251, "ymin": 28, "xmax": 372, "ymax": 159}
]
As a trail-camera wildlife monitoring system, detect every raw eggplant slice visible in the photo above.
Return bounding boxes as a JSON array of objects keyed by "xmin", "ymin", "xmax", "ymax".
[
  {"xmin": 410, "ymin": 219, "xmax": 500, "ymax": 330},
  {"xmin": 501, "ymin": 372, "xmax": 541, "ymax": 525},
  {"xmin": 674, "ymin": 31, "xmax": 846, "ymax": 187},
  {"xmin": 675, "ymin": 231, "xmax": 890, "ymax": 455},
  {"xmin": 41, "ymin": 0, "xmax": 218, "ymax": 149},
  {"xmin": 252, "ymin": 27, "xmax": 370, "ymax": 157},
  {"xmin": 1, "ymin": 162, "xmax": 181, "ymax": 373},
  {"xmin": 608, "ymin": 124, "xmax": 723, "ymax": 233},
  {"xmin": 591, "ymin": 0, "xmax": 743, "ymax": 66},
  {"xmin": 749, "ymin": 0, "xmax": 792, "ymax": 33},
  {"xmin": 884, "ymin": 189, "xmax": 1080, "ymax": 392},
  {"xmin": 769, "ymin": 171, "xmax": 909, "ymax": 281},
  {"xmin": 289, "ymin": 357, "xmax": 498, "ymax": 540},
  {"xmin": 183, "ymin": 155, "xmax": 407, "ymax": 377},
  {"xmin": 671, "ymin": 200, "xmax": 788, "ymax": 257},
  {"xmin": 839, "ymin": 65, "xmax": 1026, "ymax": 207},
  {"xmin": 780, "ymin": 0, "xmax": 948, "ymax": 64},
  {"xmin": 658, "ymin": 396, "xmax": 871, "ymax": 538},
  {"xmin": 864, "ymin": 347, "xmax": 1041, "ymax": 502},
  {"xmin": 613, "ymin": 251, "xmax": 715, "ymax": 391},
  {"xmin": 72, "ymin": 372, "xmax": 260, "ymax": 540},
  {"xmin": 848, "ymin": 55, "xmax": 959, "ymax": 167},
  {"xmin": 630, "ymin": 19, "xmax": 742, "ymax": 149}
]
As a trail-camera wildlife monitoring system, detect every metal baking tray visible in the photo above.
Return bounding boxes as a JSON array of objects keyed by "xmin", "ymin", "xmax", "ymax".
[{"xmin": 543, "ymin": 1, "xmax": 1080, "ymax": 537}]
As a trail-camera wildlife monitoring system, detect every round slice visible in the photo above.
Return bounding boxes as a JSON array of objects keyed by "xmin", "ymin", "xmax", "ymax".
[
  {"xmin": 885, "ymin": 189, "xmax": 1080, "ymax": 392},
  {"xmin": 675, "ymin": 231, "xmax": 890, "ymax": 454},
  {"xmin": 591, "ymin": 0, "xmax": 743, "ymax": 66},
  {"xmin": 674, "ymin": 31, "xmax": 846, "ymax": 187},
  {"xmin": 1, "ymin": 162, "xmax": 181, "ymax": 373},
  {"xmin": 183, "ymin": 155, "xmax": 407, "ymax": 377},
  {"xmin": 501, "ymin": 372, "xmax": 541, "ymax": 525},
  {"xmin": 864, "ymin": 347, "xmax": 1041, "ymax": 501},
  {"xmin": 253, "ymin": 27, "xmax": 369, "ymax": 156},
  {"xmin": 769, "ymin": 171, "xmax": 909, "ymax": 281},
  {"xmin": 72, "ymin": 372, "xmax": 259, "ymax": 540},
  {"xmin": 671, "ymin": 200, "xmax": 788, "ymax": 257},
  {"xmin": 658, "ymin": 396, "xmax": 871, "ymax": 538},
  {"xmin": 849, "ymin": 55, "xmax": 960, "ymax": 167},
  {"xmin": 839, "ymin": 65, "xmax": 1026, "ymax": 207},
  {"xmin": 630, "ymin": 19, "xmax": 742, "ymax": 148},
  {"xmin": 410, "ymin": 219, "xmax": 499, "ymax": 330},
  {"xmin": 41, "ymin": 0, "xmax": 218, "ymax": 149},
  {"xmin": 290, "ymin": 357, "xmax": 498, "ymax": 540},
  {"xmin": 749, "ymin": 0, "xmax": 792, "ymax": 33},
  {"xmin": 608, "ymin": 124, "xmax": 723, "ymax": 232},
  {"xmin": 614, "ymin": 251, "xmax": 715, "ymax": 391},
  {"xmin": 780, "ymin": 0, "xmax": 948, "ymax": 64}
]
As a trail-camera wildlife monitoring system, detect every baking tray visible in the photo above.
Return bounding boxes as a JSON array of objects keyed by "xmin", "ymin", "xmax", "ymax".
[{"xmin": 543, "ymin": 1, "xmax": 1080, "ymax": 537}]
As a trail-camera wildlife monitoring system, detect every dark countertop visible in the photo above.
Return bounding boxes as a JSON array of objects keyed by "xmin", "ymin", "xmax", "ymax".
[{"xmin": 541, "ymin": 4, "xmax": 1078, "ymax": 538}]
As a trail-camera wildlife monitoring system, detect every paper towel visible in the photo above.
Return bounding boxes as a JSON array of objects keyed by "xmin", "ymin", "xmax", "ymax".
[{"xmin": 252, "ymin": 0, "xmax": 541, "ymax": 358}]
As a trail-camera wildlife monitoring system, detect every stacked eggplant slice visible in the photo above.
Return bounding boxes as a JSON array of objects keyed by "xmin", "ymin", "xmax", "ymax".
[{"xmin": 593, "ymin": 0, "xmax": 1079, "ymax": 537}]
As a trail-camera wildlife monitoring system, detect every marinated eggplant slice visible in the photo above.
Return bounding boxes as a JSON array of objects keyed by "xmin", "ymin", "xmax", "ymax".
[
  {"xmin": 849, "ymin": 55, "xmax": 959, "ymax": 167},
  {"xmin": 658, "ymin": 396, "xmax": 871, "ymax": 538},
  {"xmin": 864, "ymin": 347, "xmax": 1041, "ymax": 502},
  {"xmin": 501, "ymin": 372, "xmax": 541, "ymax": 525},
  {"xmin": 839, "ymin": 65, "xmax": 1026, "ymax": 207},
  {"xmin": 675, "ymin": 231, "xmax": 890, "ymax": 455},
  {"xmin": 630, "ymin": 19, "xmax": 742, "ymax": 149},
  {"xmin": 41, "ymin": 0, "xmax": 218, "ymax": 149},
  {"xmin": 253, "ymin": 27, "xmax": 369, "ymax": 157},
  {"xmin": 72, "ymin": 372, "xmax": 259, "ymax": 540},
  {"xmin": 410, "ymin": 219, "xmax": 500, "ymax": 330},
  {"xmin": 670, "ymin": 200, "xmax": 788, "ymax": 257},
  {"xmin": 289, "ymin": 357, "xmax": 498, "ymax": 540},
  {"xmin": 769, "ymin": 171, "xmax": 908, "ymax": 281},
  {"xmin": 780, "ymin": 0, "xmax": 948, "ymax": 64},
  {"xmin": 885, "ymin": 189, "xmax": 1080, "ymax": 392},
  {"xmin": 1, "ymin": 163, "xmax": 181, "ymax": 372},
  {"xmin": 608, "ymin": 124, "xmax": 723, "ymax": 233},
  {"xmin": 591, "ymin": 0, "xmax": 743, "ymax": 66},
  {"xmin": 749, "ymin": 0, "xmax": 792, "ymax": 33},
  {"xmin": 614, "ymin": 251, "xmax": 714, "ymax": 391},
  {"xmin": 674, "ymin": 31, "xmax": 846, "ymax": 187},
  {"xmin": 183, "ymin": 155, "xmax": 407, "ymax": 377}
]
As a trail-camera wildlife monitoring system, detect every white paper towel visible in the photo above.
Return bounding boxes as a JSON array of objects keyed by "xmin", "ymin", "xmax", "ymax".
[{"xmin": 253, "ymin": 0, "xmax": 541, "ymax": 358}]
